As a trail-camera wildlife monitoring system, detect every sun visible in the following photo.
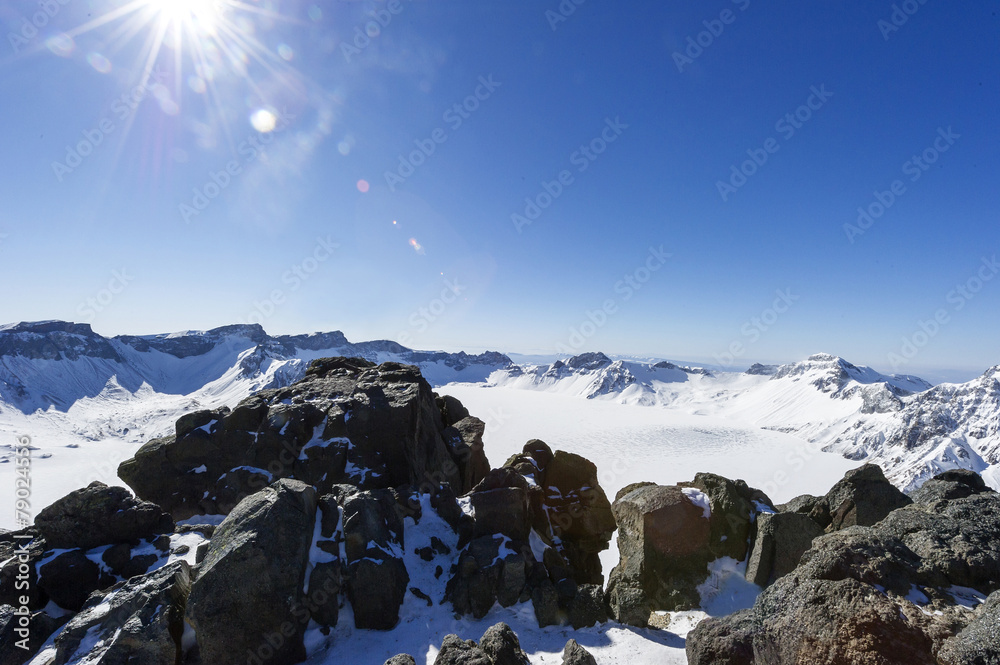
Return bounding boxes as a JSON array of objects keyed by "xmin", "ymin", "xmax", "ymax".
[{"xmin": 147, "ymin": 0, "xmax": 221, "ymax": 33}]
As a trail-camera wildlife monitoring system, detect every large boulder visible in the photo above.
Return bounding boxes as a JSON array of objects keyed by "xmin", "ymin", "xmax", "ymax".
[
  {"xmin": 562, "ymin": 639, "xmax": 598, "ymax": 665},
  {"xmin": 540, "ymin": 451, "xmax": 616, "ymax": 585},
  {"xmin": 29, "ymin": 560, "xmax": 191, "ymax": 665},
  {"xmin": 910, "ymin": 468, "xmax": 993, "ymax": 505},
  {"xmin": 118, "ymin": 358, "xmax": 488, "ymax": 520},
  {"xmin": 745, "ymin": 511, "xmax": 825, "ymax": 587},
  {"xmin": 342, "ymin": 489, "xmax": 409, "ymax": 630},
  {"xmin": 813, "ymin": 464, "xmax": 913, "ymax": 531},
  {"xmin": 34, "ymin": 481, "xmax": 173, "ymax": 550},
  {"xmin": 478, "ymin": 622, "xmax": 531, "ymax": 665},
  {"xmin": 606, "ymin": 474, "xmax": 773, "ymax": 624},
  {"xmin": 186, "ymin": 479, "xmax": 317, "ymax": 665},
  {"xmin": 687, "ymin": 491, "xmax": 1000, "ymax": 664}
]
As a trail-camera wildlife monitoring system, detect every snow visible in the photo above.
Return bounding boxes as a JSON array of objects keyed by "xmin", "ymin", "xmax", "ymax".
[
  {"xmin": 696, "ymin": 557, "xmax": 762, "ymax": 617},
  {"xmin": 680, "ymin": 488, "xmax": 711, "ymax": 519}
]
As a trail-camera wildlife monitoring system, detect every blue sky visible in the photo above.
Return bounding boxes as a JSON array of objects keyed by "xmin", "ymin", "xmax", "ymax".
[{"xmin": 0, "ymin": 0, "xmax": 997, "ymax": 381}]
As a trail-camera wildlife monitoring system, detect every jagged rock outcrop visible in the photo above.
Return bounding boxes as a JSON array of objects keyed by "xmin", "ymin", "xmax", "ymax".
[
  {"xmin": 432, "ymin": 623, "xmax": 530, "ymax": 665},
  {"xmin": 687, "ymin": 470, "xmax": 1000, "ymax": 664},
  {"xmin": 30, "ymin": 560, "xmax": 191, "ymax": 665},
  {"xmin": 561, "ymin": 639, "xmax": 598, "ymax": 665},
  {"xmin": 606, "ymin": 473, "xmax": 774, "ymax": 625},
  {"xmin": 745, "ymin": 511, "xmax": 824, "ymax": 587},
  {"xmin": 34, "ymin": 481, "xmax": 173, "ymax": 550},
  {"xmin": 118, "ymin": 357, "xmax": 490, "ymax": 520},
  {"xmin": 446, "ymin": 440, "xmax": 614, "ymax": 626},
  {"xmin": 186, "ymin": 479, "xmax": 317, "ymax": 665}
]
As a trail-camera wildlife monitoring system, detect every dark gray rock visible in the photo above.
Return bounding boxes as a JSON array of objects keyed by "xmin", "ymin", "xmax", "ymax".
[
  {"xmin": 566, "ymin": 583, "xmax": 606, "ymax": 629},
  {"xmin": 433, "ymin": 634, "xmax": 492, "ymax": 665},
  {"xmin": 687, "ymin": 492, "xmax": 1000, "ymax": 664},
  {"xmin": 910, "ymin": 468, "xmax": 993, "ymax": 505},
  {"xmin": 37, "ymin": 549, "xmax": 115, "ymax": 611},
  {"xmin": 187, "ymin": 479, "xmax": 316, "ymax": 665},
  {"xmin": 745, "ymin": 511, "xmax": 825, "ymax": 587},
  {"xmin": 384, "ymin": 656, "xmax": 417, "ymax": 665},
  {"xmin": 119, "ymin": 359, "xmax": 487, "ymax": 519},
  {"xmin": 539, "ymin": 450, "xmax": 616, "ymax": 585},
  {"xmin": 34, "ymin": 481, "xmax": 173, "ymax": 550},
  {"xmin": 0, "ymin": 605, "xmax": 67, "ymax": 665},
  {"xmin": 0, "ymin": 531, "xmax": 46, "ymax": 611},
  {"xmin": 479, "ymin": 622, "xmax": 530, "ymax": 665},
  {"xmin": 937, "ymin": 591, "xmax": 1000, "ymax": 665},
  {"xmin": 818, "ymin": 463, "xmax": 913, "ymax": 531},
  {"xmin": 607, "ymin": 474, "xmax": 772, "ymax": 622},
  {"xmin": 342, "ymin": 489, "xmax": 409, "ymax": 630},
  {"xmin": 36, "ymin": 561, "xmax": 191, "ymax": 665},
  {"xmin": 562, "ymin": 639, "xmax": 598, "ymax": 665}
]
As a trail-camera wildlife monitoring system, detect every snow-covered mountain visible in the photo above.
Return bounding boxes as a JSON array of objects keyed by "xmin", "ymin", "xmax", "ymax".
[
  {"xmin": 487, "ymin": 351, "xmax": 998, "ymax": 492},
  {"xmin": 0, "ymin": 320, "xmax": 513, "ymax": 414}
]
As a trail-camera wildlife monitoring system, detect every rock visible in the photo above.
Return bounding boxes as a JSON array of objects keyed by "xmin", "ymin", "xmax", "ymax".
[
  {"xmin": 615, "ymin": 481, "xmax": 657, "ymax": 502},
  {"xmin": 342, "ymin": 489, "xmax": 409, "ymax": 630},
  {"xmin": 384, "ymin": 656, "xmax": 417, "ymax": 665},
  {"xmin": 34, "ymin": 560, "xmax": 191, "ymax": 665},
  {"xmin": 566, "ymin": 584, "xmax": 607, "ymax": 629},
  {"xmin": 34, "ymin": 481, "xmax": 173, "ymax": 550},
  {"xmin": 37, "ymin": 549, "xmax": 115, "ymax": 611},
  {"xmin": 437, "ymin": 393, "xmax": 470, "ymax": 426},
  {"xmin": 745, "ymin": 511, "xmax": 825, "ymax": 587},
  {"xmin": 608, "ymin": 474, "xmax": 775, "ymax": 622},
  {"xmin": 0, "ymin": 605, "xmax": 67, "ymax": 665},
  {"xmin": 433, "ymin": 634, "xmax": 492, "ymax": 665},
  {"xmin": 471, "ymin": 487, "xmax": 531, "ymax": 542},
  {"xmin": 540, "ymin": 450, "xmax": 616, "ymax": 585},
  {"xmin": 687, "ymin": 491, "xmax": 1000, "ymax": 664},
  {"xmin": 479, "ymin": 622, "xmax": 530, "ymax": 665},
  {"xmin": 606, "ymin": 484, "xmax": 713, "ymax": 620},
  {"xmin": 818, "ymin": 463, "xmax": 912, "ymax": 531},
  {"xmin": 531, "ymin": 580, "xmax": 563, "ymax": 627},
  {"xmin": 910, "ymin": 468, "xmax": 993, "ymax": 505},
  {"xmin": 119, "ymin": 359, "xmax": 487, "ymax": 519},
  {"xmin": 776, "ymin": 493, "xmax": 822, "ymax": 515},
  {"xmin": 0, "ymin": 531, "xmax": 46, "ymax": 610},
  {"xmin": 448, "ymin": 535, "xmax": 510, "ymax": 619},
  {"xmin": 446, "ymin": 416, "xmax": 491, "ymax": 492},
  {"xmin": 562, "ymin": 639, "xmax": 598, "ymax": 665},
  {"xmin": 936, "ymin": 590, "xmax": 1000, "ymax": 665},
  {"xmin": 187, "ymin": 479, "xmax": 317, "ymax": 665}
]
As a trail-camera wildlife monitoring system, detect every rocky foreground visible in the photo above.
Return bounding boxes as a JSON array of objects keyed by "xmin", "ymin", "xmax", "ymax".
[{"xmin": 1, "ymin": 358, "xmax": 998, "ymax": 664}]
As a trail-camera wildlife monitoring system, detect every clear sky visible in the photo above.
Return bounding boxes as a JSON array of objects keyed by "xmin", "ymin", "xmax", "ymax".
[{"xmin": 0, "ymin": 0, "xmax": 997, "ymax": 382}]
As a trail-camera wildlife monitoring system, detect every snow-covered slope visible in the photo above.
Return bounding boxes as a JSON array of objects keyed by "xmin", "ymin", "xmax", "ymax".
[{"xmin": 486, "ymin": 351, "xmax": 998, "ymax": 492}]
